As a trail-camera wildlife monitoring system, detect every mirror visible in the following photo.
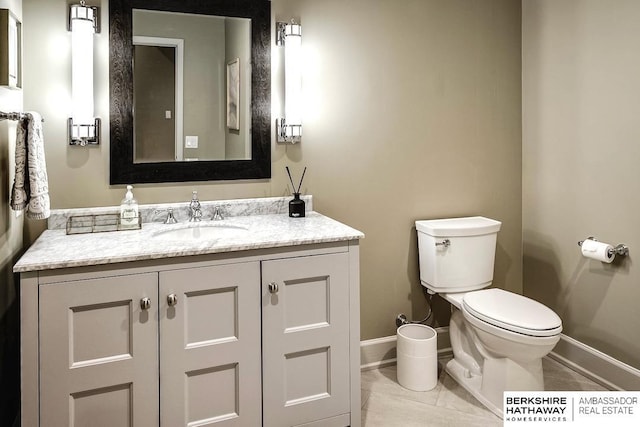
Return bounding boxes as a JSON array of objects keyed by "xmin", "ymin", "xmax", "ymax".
[{"xmin": 109, "ymin": 0, "xmax": 271, "ymax": 184}]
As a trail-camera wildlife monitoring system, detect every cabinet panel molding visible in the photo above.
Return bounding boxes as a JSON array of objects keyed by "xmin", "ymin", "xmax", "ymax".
[
  {"xmin": 160, "ymin": 262, "xmax": 262, "ymax": 427},
  {"xmin": 39, "ymin": 273, "xmax": 159, "ymax": 427},
  {"xmin": 262, "ymin": 253, "xmax": 351, "ymax": 426}
]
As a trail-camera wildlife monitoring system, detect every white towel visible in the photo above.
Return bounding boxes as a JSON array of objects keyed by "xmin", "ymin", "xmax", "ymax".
[{"xmin": 10, "ymin": 112, "xmax": 50, "ymax": 220}]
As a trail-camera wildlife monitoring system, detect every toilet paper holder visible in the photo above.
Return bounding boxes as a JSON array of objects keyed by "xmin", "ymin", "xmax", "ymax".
[{"xmin": 578, "ymin": 237, "xmax": 629, "ymax": 257}]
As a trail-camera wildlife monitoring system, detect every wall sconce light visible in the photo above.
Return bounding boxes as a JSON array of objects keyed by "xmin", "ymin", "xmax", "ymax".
[
  {"xmin": 276, "ymin": 20, "xmax": 302, "ymax": 143},
  {"xmin": 68, "ymin": 1, "xmax": 100, "ymax": 146}
]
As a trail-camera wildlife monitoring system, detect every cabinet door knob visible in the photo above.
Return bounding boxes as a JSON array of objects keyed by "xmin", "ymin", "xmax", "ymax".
[
  {"xmin": 167, "ymin": 293, "xmax": 178, "ymax": 307},
  {"xmin": 140, "ymin": 297, "xmax": 151, "ymax": 310},
  {"xmin": 268, "ymin": 282, "xmax": 279, "ymax": 294}
]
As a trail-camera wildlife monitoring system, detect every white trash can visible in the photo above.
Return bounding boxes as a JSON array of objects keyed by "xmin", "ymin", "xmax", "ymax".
[{"xmin": 396, "ymin": 324, "xmax": 438, "ymax": 391}]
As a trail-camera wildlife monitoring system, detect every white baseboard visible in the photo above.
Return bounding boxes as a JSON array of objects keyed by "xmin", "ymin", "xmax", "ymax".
[
  {"xmin": 361, "ymin": 330, "xmax": 640, "ymax": 391},
  {"xmin": 549, "ymin": 334, "xmax": 640, "ymax": 391},
  {"xmin": 360, "ymin": 327, "xmax": 451, "ymax": 371},
  {"xmin": 360, "ymin": 335, "xmax": 398, "ymax": 371}
]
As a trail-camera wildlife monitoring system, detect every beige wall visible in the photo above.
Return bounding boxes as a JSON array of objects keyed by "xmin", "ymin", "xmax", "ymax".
[
  {"xmin": 21, "ymin": 0, "xmax": 522, "ymax": 341},
  {"xmin": 523, "ymin": 0, "xmax": 640, "ymax": 369},
  {"xmin": 272, "ymin": 0, "xmax": 522, "ymax": 339},
  {"xmin": 0, "ymin": 1, "xmax": 23, "ymax": 424},
  {"xmin": 0, "ymin": 65, "xmax": 22, "ymax": 427}
]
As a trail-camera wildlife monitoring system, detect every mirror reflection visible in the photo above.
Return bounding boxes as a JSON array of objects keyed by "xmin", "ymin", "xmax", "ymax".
[{"xmin": 132, "ymin": 10, "xmax": 251, "ymax": 163}]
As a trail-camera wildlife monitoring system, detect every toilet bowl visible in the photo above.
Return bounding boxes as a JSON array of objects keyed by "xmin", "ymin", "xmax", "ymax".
[{"xmin": 415, "ymin": 217, "xmax": 562, "ymax": 418}]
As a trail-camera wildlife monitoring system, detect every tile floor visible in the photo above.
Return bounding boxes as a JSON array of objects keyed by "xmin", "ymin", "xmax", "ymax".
[{"xmin": 360, "ymin": 356, "xmax": 607, "ymax": 426}]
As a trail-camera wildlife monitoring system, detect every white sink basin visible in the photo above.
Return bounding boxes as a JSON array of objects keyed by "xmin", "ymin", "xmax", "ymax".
[{"xmin": 152, "ymin": 223, "xmax": 249, "ymax": 241}]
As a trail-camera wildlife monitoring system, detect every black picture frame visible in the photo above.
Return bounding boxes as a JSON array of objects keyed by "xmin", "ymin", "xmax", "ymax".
[{"xmin": 109, "ymin": 0, "xmax": 271, "ymax": 184}]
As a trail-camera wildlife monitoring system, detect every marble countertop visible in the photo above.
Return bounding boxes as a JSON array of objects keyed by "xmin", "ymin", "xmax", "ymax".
[{"xmin": 14, "ymin": 211, "xmax": 364, "ymax": 273}]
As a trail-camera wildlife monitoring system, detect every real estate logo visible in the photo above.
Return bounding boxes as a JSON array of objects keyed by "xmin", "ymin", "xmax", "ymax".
[{"xmin": 504, "ymin": 391, "xmax": 640, "ymax": 426}]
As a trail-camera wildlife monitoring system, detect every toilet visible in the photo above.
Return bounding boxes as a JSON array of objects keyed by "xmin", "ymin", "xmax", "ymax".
[{"xmin": 415, "ymin": 216, "xmax": 562, "ymax": 418}]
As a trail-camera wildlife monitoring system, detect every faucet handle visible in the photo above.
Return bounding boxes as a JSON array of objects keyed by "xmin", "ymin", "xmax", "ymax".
[
  {"xmin": 165, "ymin": 208, "xmax": 178, "ymax": 224},
  {"xmin": 154, "ymin": 208, "xmax": 178, "ymax": 224},
  {"xmin": 212, "ymin": 206, "xmax": 224, "ymax": 221}
]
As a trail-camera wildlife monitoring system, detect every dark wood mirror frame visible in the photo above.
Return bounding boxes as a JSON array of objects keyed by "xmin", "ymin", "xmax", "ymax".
[{"xmin": 109, "ymin": 0, "xmax": 271, "ymax": 184}]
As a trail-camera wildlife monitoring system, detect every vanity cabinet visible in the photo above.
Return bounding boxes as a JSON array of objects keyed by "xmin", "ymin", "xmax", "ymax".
[{"xmin": 21, "ymin": 243, "xmax": 360, "ymax": 427}]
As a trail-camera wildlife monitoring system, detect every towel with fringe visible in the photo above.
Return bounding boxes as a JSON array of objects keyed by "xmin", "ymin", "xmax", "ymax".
[{"xmin": 10, "ymin": 112, "xmax": 50, "ymax": 219}]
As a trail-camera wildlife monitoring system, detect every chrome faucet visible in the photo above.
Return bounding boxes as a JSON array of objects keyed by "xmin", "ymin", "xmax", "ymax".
[{"xmin": 189, "ymin": 191, "xmax": 202, "ymax": 222}]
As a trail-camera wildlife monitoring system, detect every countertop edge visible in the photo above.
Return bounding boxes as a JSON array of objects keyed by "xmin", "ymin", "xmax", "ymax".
[
  {"xmin": 13, "ymin": 234, "xmax": 364, "ymax": 273},
  {"xmin": 14, "ymin": 211, "xmax": 364, "ymax": 273}
]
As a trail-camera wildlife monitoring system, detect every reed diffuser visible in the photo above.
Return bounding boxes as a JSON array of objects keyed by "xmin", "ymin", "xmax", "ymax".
[{"xmin": 286, "ymin": 166, "xmax": 306, "ymax": 217}]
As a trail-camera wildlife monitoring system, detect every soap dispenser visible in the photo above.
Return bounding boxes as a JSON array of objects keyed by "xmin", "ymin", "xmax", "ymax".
[{"xmin": 120, "ymin": 185, "xmax": 139, "ymax": 229}]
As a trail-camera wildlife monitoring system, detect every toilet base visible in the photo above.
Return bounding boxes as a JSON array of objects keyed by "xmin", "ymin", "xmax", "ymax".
[
  {"xmin": 445, "ymin": 358, "xmax": 503, "ymax": 418},
  {"xmin": 446, "ymin": 355, "xmax": 545, "ymax": 419}
]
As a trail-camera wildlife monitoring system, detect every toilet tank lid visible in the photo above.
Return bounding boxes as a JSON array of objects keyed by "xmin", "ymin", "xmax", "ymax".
[{"xmin": 415, "ymin": 216, "xmax": 502, "ymax": 237}]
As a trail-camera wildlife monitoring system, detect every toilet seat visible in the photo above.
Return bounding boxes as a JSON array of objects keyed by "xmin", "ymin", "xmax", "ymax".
[{"xmin": 462, "ymin": 289, "xmax": 562, "ymax": 337}]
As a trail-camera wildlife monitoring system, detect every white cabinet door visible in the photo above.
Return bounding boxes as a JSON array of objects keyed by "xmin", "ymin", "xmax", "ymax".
[
  {"xmin": 39, "ymin": 273, "xmax": 159, "ymax": 427},
  {"xmin": 262, "ymin": 253, "xmax": 351, "ymax": 427},
  {"xmin": 159, "ymin": 262, "xmax": 262, "ymax": 426}
]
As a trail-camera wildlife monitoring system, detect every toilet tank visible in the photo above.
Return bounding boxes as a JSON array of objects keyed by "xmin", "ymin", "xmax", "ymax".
[{"xmin": 415, "ymin": 216, "xmax": 501, "ymax": 293}]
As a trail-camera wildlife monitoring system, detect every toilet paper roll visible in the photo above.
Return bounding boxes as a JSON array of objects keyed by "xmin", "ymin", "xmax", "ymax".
[{"xmin": 581, "ymin": 239, "xmax": 615, "ymax": 263}]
